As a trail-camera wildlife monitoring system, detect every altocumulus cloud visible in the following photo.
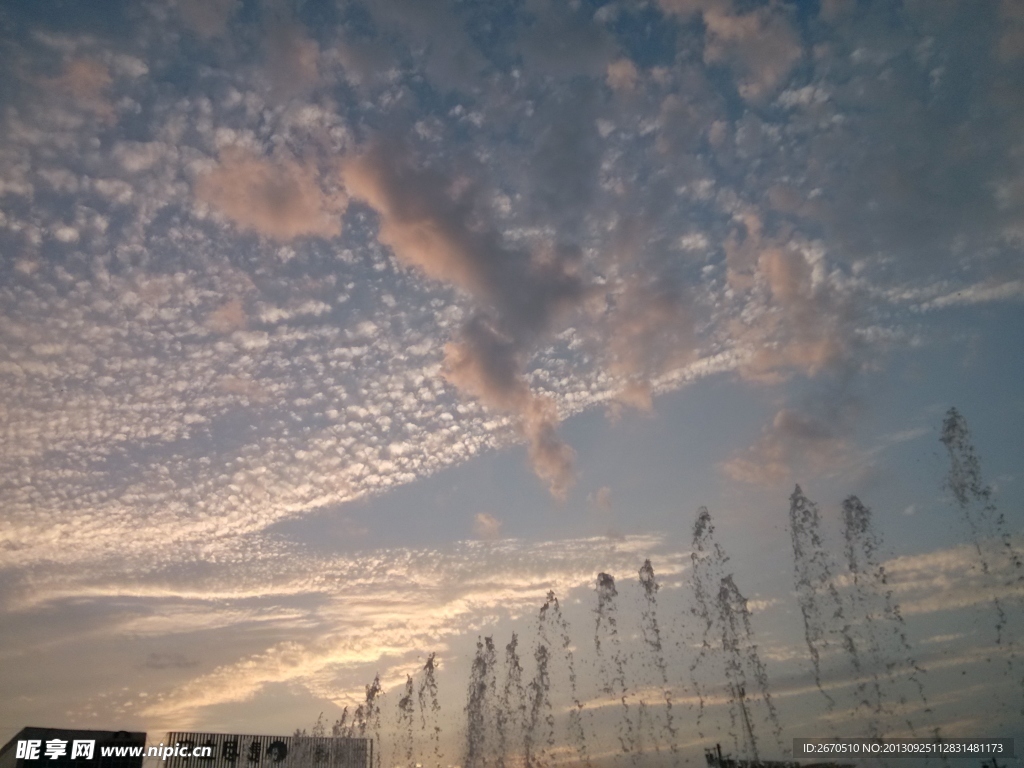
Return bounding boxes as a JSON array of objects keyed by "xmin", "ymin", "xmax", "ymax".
[
  {"xmin": 1, "ymin": 0, "xmax": 1023, "ymax": 737},
  {"xmin": 1, "ymin": 0, "xmax": 1021, "ymax": 561}
]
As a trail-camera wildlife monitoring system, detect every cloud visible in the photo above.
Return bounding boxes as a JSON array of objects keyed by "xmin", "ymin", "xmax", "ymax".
[
  {"xmin": 207, "ymin": 298, "xmax": 248, "ymax": 333},
  {"xmin": 521, "ymin": 82, "xmax": 603, "ymax": 232},
  {"xmin": 719, "ymin": 406, "xmax": 849, "ymax": 487},
  {"xmin": 604, "ymin": 278, "xmax": 695, "ymax": 384},
  {"xmin": 723, "ymin": 221, "xmax": 858, "ymax": 384},
  {"xmin": 590, "ymin": 486, "xmax": 612, "ymax": 513},
  {"xmin": 517, "ymin": 0, "xmax": 616, "ymax": 79},
  {"xmin": 144, "ymin": 652, "xmax": 200, "ymax": 670},
  {"xmin": 655, "ymin": 73, "xmax": 724, "ymax": 155},
  {"xmin": 998, "ymin": 0, "xmax": 1024, "ymax": 61},
  {"xmin": 8, "ymin": 520, "xmax": 1013, "ymax": 738},
  {"xmin": 263, "ymin": 12, "xmax": 321, "ymax": 100},
  {"xmin": 472, "ymin": 513, "xmax": 503, "ymax": 541},
  {"xmin": 771, "ymin": 407, "xmax": 836, "ymax": 442},
  {"xmin": 110, "ymin": 534, "xmax": 682, "ymax": 724},
  {"xmin": 606, "ymin": 58, "xmax": 640, "ymax": 92},
  {"xmin": 919, "ymin": 279, "xmax": 1024, "ymax": 310},
  {"xmin": 787, "ymin": 6, "xmax": 1024, "ymax": 280},
  {"xmin": 332, "ymin": 36, "xmax": 399, "ymax": 88},
  {"xmin": 519, "ymin": 396, "xmax": 577, "ymax": 500},
  {"xmin": 46, "ymin": 59, "xmax": 115, "ymax": 120},
  {"xmin": 342, "ymin": 148, "xmax": 504, "ymax": 302},
  {"xmin": 359, "ymin": 0, "xmax": 487, "ymax": 91},
  {"xmin": 702, "ymin": 6, "xmax": 802, "ymax": 102},
  {"xmin": 846, "ymin": 538, "xmax": 1024, "ymax": 617},
  {"xmin": 3, "ymin": 5, "xmax": 1024, "ymax": 741},
  {"xmin": 342, "ymin": 144, "xmax": 586, "ymax": 496},
  {"xmin": 658, "ymin": 0, "xmax": 801, "ymax": 102},
  {"xmin": 656, "ymin": 0, "xmax": 728, "ymax": 15},
  {"xmin": 443, "ymin": 319, "xmax": 576, "ymax": 498},
  {"xmin": 196, "ymin": 148, "xmax": 345, "ymax": 241},
  {"xmin": 176, "ymin": 0, "xmax": 239, "ymax": 39},
  {"xmin": 442, "ymin": 319, "xmax": 527, "ymax": 412},
  {"xmin": 607, "ymin": 382, "xmax": 654, "ymax": 418},
  {"xmin": 818, "ymin": 0, "xmax": 856, "ymax": 23}
]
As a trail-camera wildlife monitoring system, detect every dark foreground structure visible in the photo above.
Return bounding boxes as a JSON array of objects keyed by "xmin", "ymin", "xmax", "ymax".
[
  {"xmin": 0, "ymin": 728, "xmax": 146, "ymax": 768},
  {"xmin": 162, "ymin": 734, "xmax": 370, "ymax": 768}
]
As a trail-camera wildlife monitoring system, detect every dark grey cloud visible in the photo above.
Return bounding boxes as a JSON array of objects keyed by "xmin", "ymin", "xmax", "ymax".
[
  {"xmin": 341, "ymin": 142, "xmax": 588, "ymax": 495},
  {"xmin": 517, "ymin": 0, "xmax": 617, "ymax": 79},
  {"xmin": 144, "ymin": 652, "xmax": 200, "ymax": 670},
  {"xmin": 357, "ymin": 0, "xmax": 489, "ymax": 92},
  {"xmin": 262, "ymin": 9, "xmax": 322, "ymax": 101}
]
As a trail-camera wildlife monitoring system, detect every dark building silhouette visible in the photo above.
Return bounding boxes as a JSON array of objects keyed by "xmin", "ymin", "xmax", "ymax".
[{"xmin": 161, "ymin": 734, "xmax": 369, "ymax": 768}]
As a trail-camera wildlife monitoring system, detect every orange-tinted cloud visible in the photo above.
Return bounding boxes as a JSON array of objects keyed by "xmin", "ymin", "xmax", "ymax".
[
  {"xmin": 196, "ymin": 148, "xmax": 345, "ymax": 241},
  {"xmin": 207, "ymin": 298, "xmax": 248, "ymax": 333},
  {"xmin": 608, "ymin": 381, "xmax": 654, "ymax": 419},
  {"xmin": 702, "ymin": 6, "xmax": 802, "ymax": 102},
  {"xmin": 659, "ymin": 0, "xmax": 801, "ymax": 103},
  {"xmin": 606, "ymin": 280, "xmax": 695, "ymax": 382},
  {"xmin": 443, "ymin": 318, "xmax": 576, "ymax": 498},
  {"xmin": 719, "ymin": 407, "xmax": 847, "ymax": 487},
  {"xmin": 719, "ymin": 214, "xmax": 855, "ymax": 383},
  {"xmin": 473, "ymin": 512, "xmax": 503, "ymax": 540},
  {"xmin": 343, "ymin": 145, "xmax": 583, "ymax": 497},
  {"xmin": 48, "ymin": 59, "xmax": 115, "ymax": 121},
  {"xmin": 521, "ymin": 396, "xmax": 576, "ymax": 500},
  {"xmin": 442, "ymin": 320, "xmax": 528, "ymax": 412},
  {"xmin": 342, "ymin": 145, "xmax": 587, "ymax": 324},
  {"xmin": 607, "ymin": 58, "xmax": 640, "ymax": 91},
  {"xmin": 342, "ymin": 150, "xmax": 494, "ymax": 299}
]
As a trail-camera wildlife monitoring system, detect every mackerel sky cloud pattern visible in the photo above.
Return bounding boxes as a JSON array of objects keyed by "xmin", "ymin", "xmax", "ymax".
[{"xmin": 0, "ymin": 0, "xmax": 1022, "ymax": 756}]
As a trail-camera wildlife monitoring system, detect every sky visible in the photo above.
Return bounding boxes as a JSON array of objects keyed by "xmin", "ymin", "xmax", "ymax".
[{"xmin": 1, "ymin": 0, "xmax": 1023, "ymax": 766}]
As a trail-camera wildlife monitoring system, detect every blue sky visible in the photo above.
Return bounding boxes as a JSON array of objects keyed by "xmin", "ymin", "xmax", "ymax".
[{"xmin": 1, "ymin": 0, "xmax": 1023, "ymax": 766}]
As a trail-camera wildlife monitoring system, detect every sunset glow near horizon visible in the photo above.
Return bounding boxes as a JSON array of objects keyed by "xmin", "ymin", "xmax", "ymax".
[{"xmin": 1, "ymin": 0, "xmax": 1023, "ymax": 765}]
